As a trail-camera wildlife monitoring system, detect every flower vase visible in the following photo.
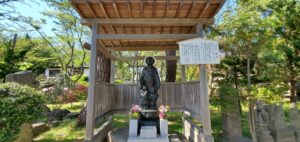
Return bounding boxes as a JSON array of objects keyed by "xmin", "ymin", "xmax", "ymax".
[
  {"xmin": 160, "ymin": 119, "xmax": 168, "ymax": 137},
  {"xmin": 129, "ymin": 119, "xmax": 138, "ymax": 137}
]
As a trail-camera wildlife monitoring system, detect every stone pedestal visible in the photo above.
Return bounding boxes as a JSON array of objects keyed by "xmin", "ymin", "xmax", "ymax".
[
  {"xmin": 257, "ymin": 133, "xmax": 274, "ymax": 142},
  {"xmin": 127, "ymin": 119, "xmax": 169, "ymax": 142},
  {"xmin": 295, "ymin": 130, "xmax": 300, "ymax": 142},
  {"xmin": 271, "ymin": 127, "xmax": 295, "ymax": 142},
  {"xmin": 222, "ymin": 112, "xmax": 242, "ymax": 142},
  {"xmin": 140, "ymin": 126, "xmax": 157, "ymax": 138}
]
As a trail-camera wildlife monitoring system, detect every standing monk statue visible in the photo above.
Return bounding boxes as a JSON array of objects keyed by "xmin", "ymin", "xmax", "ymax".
[{"xmin": 139, "ymin": 56, "xmax": 161, "ymax": 110}]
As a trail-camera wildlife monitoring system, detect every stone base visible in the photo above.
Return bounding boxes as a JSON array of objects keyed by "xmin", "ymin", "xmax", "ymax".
[
  {"xmin": 257, "ymin": 134, "xmax": 274, "ymax": 142},
  {"xmin": 140, "ymin": 126, "xmax": 157, "ymax": 138},
  {"xmin": 271, "ymin": 127, "xmax": 295, "ymax": 142},
  {"xmin": 127, "ymin": 137, "xmax": 169, "ymax": 142},
  {"xmin": 295, "ymin": 130, "xmax": 300, "ymax": 142}
]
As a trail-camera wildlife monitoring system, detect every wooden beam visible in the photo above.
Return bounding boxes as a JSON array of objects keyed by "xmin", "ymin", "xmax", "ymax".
[
  {"xmin": 72, "ymin": 0, "xmax": 221, "ymax": 4},
  {"xmin": 83, "ymin": 42, "xmax": 116, "ymax": 60},
  {"xmin": 199, "ymin": 0, "xmax": 210, "ymax": 17},
  {"xmin": 106, "ymin": 46, "xmax": 178, "ymax": 51},
  {"xmin": 85, "ymin": 23, "xmax": 97, "ymax": 141},
  {"xmin": 197, "ymin": 23, "xmax": 213, "ymax": 141},
  {"xmin": 98, "ymin": 34, "xmax": 198, "ymax": 41},
  {"xmin": 117, "ymin": 56, "xmax": 179, "ymax": 61},
  {"xmin": 81, "ymin": 18, "xmax": 214, "ymax": 26},
  {"xmin": 69, "ymin": 0, "xmax": 85, "ymax": 18}
]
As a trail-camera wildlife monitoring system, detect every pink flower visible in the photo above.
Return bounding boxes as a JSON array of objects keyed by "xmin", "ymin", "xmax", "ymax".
[
  {"xmin": 64, "ymin": 87, "xmax": 69, "ymax": 92},
  {"xmin": 131, "ymin": 104, "xmax": 140, "ymax": 113},
  {"xmin": 159, "ymin": 113, "xmax": 165, "ymax": 119}
]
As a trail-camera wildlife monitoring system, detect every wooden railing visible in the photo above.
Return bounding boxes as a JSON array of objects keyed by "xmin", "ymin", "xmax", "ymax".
[
  {"xmin": 94, "ymin": 82, "xmax": 115, "ymax": 119},
  {"xmin": 94, "ymin": 81, "xmax": 202, "ymax": 121},
  {"xmin": 92, "ymin": 81, "xmax": 206, "ymax": 142}
]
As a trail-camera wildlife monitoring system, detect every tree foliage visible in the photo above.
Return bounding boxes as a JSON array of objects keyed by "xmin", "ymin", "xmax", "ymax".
[
  {"xmin": 24, "ymin": 0, "xmax": 89, "ymax": 84},
  {"xmin": 0, "ymin": 83, "xmax": 45, "ymax": 142}
]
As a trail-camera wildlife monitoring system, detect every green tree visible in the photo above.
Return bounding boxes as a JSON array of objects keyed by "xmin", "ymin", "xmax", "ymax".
[
  {"xmin": 266, "ymin": 0, "xmax": 300, "ymax": 103},
  {"xmin": 25, "ymin": 0, "xmax": 89, "ymax": 84}
]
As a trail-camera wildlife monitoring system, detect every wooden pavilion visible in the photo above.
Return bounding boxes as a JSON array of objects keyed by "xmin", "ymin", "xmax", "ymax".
[{"xmin": 70, "ymin": 0, "xmax": 225, "ymax": 142}]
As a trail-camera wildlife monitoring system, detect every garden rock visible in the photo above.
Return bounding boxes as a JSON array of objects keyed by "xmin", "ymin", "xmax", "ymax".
[
  {"xmin": 66, "ymin": 112, "xmax": 80, "ymax": 119},
  {"xmin": 32, "ymin": 123, "xmax": 49, "ymax": 137},
  {"xmin": 5, "ymin": 70, "xmax": 35, "ymax": 85},
  {"xmin": 49, "ymin": 121, "xmax": 61, "ymax": 128},
  {"xmin": 48, "ymin": 109, "xmax": 71, "ymax": 121},
  {"xmin": 15, "ymin": 123, "xmax": 33, "ymax": 142}
]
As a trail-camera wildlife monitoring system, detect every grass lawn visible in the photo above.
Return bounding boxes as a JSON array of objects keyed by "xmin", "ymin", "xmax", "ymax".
[
  {"xmin": 34, "ymin": 120, "xmax": 85, "ymax": 142},
  {"xmin": 46, "ymin": 101, "xmax": 85, "ymax": 112}
]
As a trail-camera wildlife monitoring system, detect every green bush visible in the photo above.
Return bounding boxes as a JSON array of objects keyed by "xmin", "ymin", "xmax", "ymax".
[{"xmin": 0, "ymin": 83, "xmax": 46, "ymax": 142}]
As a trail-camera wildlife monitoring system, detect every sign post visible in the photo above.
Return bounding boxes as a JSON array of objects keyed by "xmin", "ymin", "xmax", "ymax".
[{"xmin": 178, "ymin": 37, "xmax": 220, "ymax": 142}]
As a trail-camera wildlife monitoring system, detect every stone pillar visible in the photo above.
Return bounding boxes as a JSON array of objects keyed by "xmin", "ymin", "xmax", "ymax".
[{"xmin": 222, "ymin": 112, "xmax": 242, "ymax": 142}]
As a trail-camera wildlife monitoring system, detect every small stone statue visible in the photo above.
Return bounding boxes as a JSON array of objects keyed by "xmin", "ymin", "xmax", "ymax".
[
  {"xmin": 268, "ymin": 104, "xmax": 286, "ymax": 129},
  {"xmin": 255, "ymin": 102, "xmax": 271, "ymax": 134},
  {"xmin": 255, "ymin": 102, "xmax": 274, "ymax": 142},
  {"xmin": 139, "ymin": 56, "xmax": 161, "ymax": 110},
  {"xmin": 289, "ymin": 104, "xmax": 300, "ymax": 130}
]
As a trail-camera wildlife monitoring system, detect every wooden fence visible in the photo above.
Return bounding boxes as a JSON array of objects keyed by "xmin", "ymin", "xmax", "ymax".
[{"xmin": 94, "ymin": 81, "xmax": 203, "ymax": 121}]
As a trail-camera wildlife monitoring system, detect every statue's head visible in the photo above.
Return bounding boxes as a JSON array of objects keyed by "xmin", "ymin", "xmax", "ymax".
[{"xmin": 145, "ymin": 56, "xmax": 155, "ymax": 66}]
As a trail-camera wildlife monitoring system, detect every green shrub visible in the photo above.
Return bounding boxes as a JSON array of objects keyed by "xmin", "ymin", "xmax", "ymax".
[{"xmin": 0, "ymin": 83, "xmax": 46, "ymax": 142}]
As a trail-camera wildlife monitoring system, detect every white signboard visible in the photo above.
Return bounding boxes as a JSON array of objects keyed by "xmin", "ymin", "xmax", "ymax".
[{"xmin": 178, "ymin": 38, "xmax": 220, "ymax": 65}]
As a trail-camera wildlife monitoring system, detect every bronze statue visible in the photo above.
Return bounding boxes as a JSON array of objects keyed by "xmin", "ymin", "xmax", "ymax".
[{"xmin": 139, "ymin": 56, "xmax": 161, "ymax": 110}]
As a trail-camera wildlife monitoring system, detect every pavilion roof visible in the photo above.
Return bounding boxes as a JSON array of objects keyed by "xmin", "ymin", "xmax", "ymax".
[{"xmin": 70, "ymin": 0, "xmax": 225, "ymax": 61}]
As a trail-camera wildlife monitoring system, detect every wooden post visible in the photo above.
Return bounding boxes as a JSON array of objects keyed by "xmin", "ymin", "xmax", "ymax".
[
  {"xmin": 197, "ymin": 23, "xmax": 213, "ymax": 142},
  {"xmin": 181, "ymin": 65, "xmax": 186, "ymax": 82},
  {"xmin": 85, "ymin": 23, "xmax": 98, "ymax": 141},
  {"xmin": 110, "ymin": 51, "xmax": 116, "ymax": 83}
]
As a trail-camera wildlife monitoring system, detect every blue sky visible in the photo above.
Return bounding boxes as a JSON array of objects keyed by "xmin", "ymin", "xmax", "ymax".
[{"xmin": 6, "ymin": 1, "xmax": 54, "ymax": 36}]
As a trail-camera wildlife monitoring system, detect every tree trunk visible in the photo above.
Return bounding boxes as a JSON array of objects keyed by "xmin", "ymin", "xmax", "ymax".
[
  {"xmin": 165, "ymin": 50, "xmax": 177, "ymax": 82},
  {"xmin": 76, "ymin": 51, "xmax": 111, "ymax": 127},
  {"xmin": 290, "ymin": 79, "xmax": 297, "ymax": 103}
]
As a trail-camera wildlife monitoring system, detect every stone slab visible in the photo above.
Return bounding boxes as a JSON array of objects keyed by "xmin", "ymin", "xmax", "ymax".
[
  {"xmin": 140, "ymin": 126, "xmax": 157, "ymax": 138},
  {"xmin": 127, "ymin": 137, "xmax": 169, "ymax": 142},
  {"xmin": 271, "ymin": 127, "xmax": 295, "ymax": 142},
  {"xmin": 160, "ymin": 119, "xmax": 168, "ymax": 137},
  {"xmin": 32, "ymin": 122, "xmax": 49, "ymax": 137}
]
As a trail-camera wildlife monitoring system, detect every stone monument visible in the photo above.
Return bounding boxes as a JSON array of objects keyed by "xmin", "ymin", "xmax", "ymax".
[
  {"xmin": 255, "ymin": 102, "xmax": 274, "ymax": 142},
  {"xmin": 267, "ymin": 104, "xmax": 295, "ymax": 142},
  {"xmin": 128, "ymin": 56, "xmax": 169, "ymax": 142},
  {"xmin": 5, "ymin": 70, "xmax": 36, "ymax": 85},
  {"xmin": 289, "ymin": 104, "xmax": 300, "ymax": 142}
]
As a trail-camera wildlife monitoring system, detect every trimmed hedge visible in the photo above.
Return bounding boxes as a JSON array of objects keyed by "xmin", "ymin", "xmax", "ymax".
[{"xmin": 0, "ymin": 83, "xmax": 45, "ymax": 142}]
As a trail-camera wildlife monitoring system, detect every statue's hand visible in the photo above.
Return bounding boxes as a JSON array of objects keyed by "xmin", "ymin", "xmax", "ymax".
[
  {"xmin": 149, "ymin": 88, "xmax": 155, "ymax": 94},
  {"xmin": 142, "ymin": 86, "xmax": 147, "ymax": 91},
  {"xmin": 140, "ymin": 89, "xmax": 147, "ymax": 96}
]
